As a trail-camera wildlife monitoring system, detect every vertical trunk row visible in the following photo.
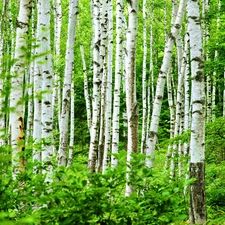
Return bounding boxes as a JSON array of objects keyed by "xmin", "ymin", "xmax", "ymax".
[
  {"xmin": 183, "ymin": 34, "xmax": 190, "ymax": 158},
  {"xmin": 40, "ymin": 0, "xmax": 54, "ymax": 182},
  {"xmin": 145, "ymin": 0, "xmax": 187, "ymax": 168},
  {"xmin": 125, "ymin": 0, "xmax": 139, "ymax": 196},
  {"xmin": 97, "ymin": 0, "xmax": 108, "ymax": 172},
  {"xmin": 80, "ymin": 44, "xmax": 92, "ymax": 133},
  {"xmin": 202, "ymin": 0, "xmax": 211, "ymax": 122},
  {"xmin": 52, "ymin": 0, "xmax": 62, "ymax": 135},
  {"xmin": 211, "ymin": 0, "xmax": 221, "ymax": 121},
  {"xmin": 58, "ymin": 0, "xmax": 78, "ymax": 166},
  {"xmin": 10, "ymin": 0, "xmax": 32, "ymax": 177},
  {"xmin": 67, "ymin": 80, "xmax": 75, "ymax": 167},
  {"xmin": 111, "ymin": 0, "xmax": 125, "ymax": 167},
  {"xmin": 88, "ymin": 0, "xmax": 101, "ymax": 173},
  {"xmin": 165, "ymin": 0, "xmax": 178, "ymax": 172},
  {"xmin": 171, "ymin": 33, "xmax": 189, "ymax": 177},
  {"xmin": 33, "ymin": 0, "xmax": 42, "ymax": 164},
  {"xmin": 164, "ymin": 67, "xmax": 174, "ymax": 170},
  {"xmin": 102, "ymin": 0, "xmax": 113, "ymax": 173},
  {"xmin": 140, "ymin": 0, "xmax": 147, "ymax": 154},
  {"xmin": 146, "ymin": 10, "xmax": 154, "ymax": 156},
  {"xmin": 187, "ymin": 0, "xmax": 206, "ymax": 223},
  {"xmin": 26, "ymin": 2, "xmax": 35, "ymax": 144}
]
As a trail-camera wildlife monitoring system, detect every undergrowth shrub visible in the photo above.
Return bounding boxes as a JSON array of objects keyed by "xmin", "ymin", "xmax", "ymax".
[{"xmin": 0, "ymin": 150, "xmax": 189, "ymax": 225}]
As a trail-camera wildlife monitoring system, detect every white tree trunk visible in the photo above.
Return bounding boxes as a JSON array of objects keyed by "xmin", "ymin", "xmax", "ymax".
[
  {"xmin": 125, "ymin": 0, "xmax": 139, "ymax": 197},
  {"xmin": 183, "ymin": 37, "xmax": 190, "ymax": 157},
  {"xmin": 171, "ymin": 34, "xmax": 188, "ymax": 177},
  {"xmin": 102, "ymin": 0, "xmax": 113, "ymax": 173},
  {"xmin": 80, "ymin": 45, "xmax": 92, "ymax": 133},
  {"xmin": 211, "ymin": 51, "xmax": 217, "ymax": 121},
  {"xmin": 202, "ymin": 0, "xmax": 211, "ymax": 122},
  {"xmin": 97, "ymin": 0, "xmax": 108, "ymax": 172},
  {"xmin": 10, "ymin": 0, "xmax": 32, "ymax": 177},
  {"xmin": 145, "ymin": 0, "xmax": 187, "ymax": 168},
  {"xmin": 33, "ymin": 0, "xmax": 42, "ymax": 164},
  {"xmin": 58, "ymin": 0, "xmax": 78, "ymax": 166},
  {"xmin": 146, "ymin": 11, "xmax": 154, "ymax": 154},
  {"xmin": 111, "ymin": 0, "xmax": 124, "ymax": 167},
  {"xmin": 40, "ymin": 0, "xmax": 54, "ymax": 182},
  {"xmin": 140, "ymin": 0, "xmax": 147, "ymax": 154},
  {"xmin": 53, "ymin": 0, "xmax": 62, "ymax": 58},
  {"xmin": 88, "ymin": 0, "xmax": 101, "ymax": 173},
  {"xmin": 67, "ymin": 80, "xmax": 74, "ymax": 167},
  {"xmin": 26, "ymin": 3, "xmax": 35, "ymax": 142},
  {"xmin": 187, "ymin": 0, "xmax": 206, "ymax": 223},
  {"xmin": 52, "ymin": 0, "xmax": 62, "ymax": 154},
  {"xmin": 164, "ymin": 67, "xmax": 175, "ymax": 169}
]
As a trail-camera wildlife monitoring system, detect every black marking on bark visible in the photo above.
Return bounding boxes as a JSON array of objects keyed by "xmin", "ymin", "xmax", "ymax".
[
  {"xmin": 195, "ymin": 70, "xmax": 204, "ymax": 82},
  {"xmin": 149, "ymin": 131, "xmax": 157, "ymax": 139},
  {"xmin": 189, "ymin": 16, "xmax": 198, "ymax": 20},
  {"xmin": 45, "ymin": 121, "xmax": 52, "ymax": 126},
  {"xmin": 157, "ymin": 95, "xmax": 163, "ymax": 100},
  {"xmin": 126, "ymin": 0, "xmax": 132, "ymax": 6},
  {"xmin": 16, "ymin": 20, "xmax": 29, "ymax": 29},
  {"xmin": 44, "ymin": 101, "xmax": 51, "ymax": 105},
  {"xmin": 94, "ymin": 61, "xmax": 100, "ymax": 67},
  {"xmin": 192, "ymin": 99, "xmax": 205, "ymax": 105},
  {"xmin": 192, "ymin": 56, "xmax": 203, "ymax": 63},
  {"xmin": 168, "ymin": 33, "xmax": 176, "ymax": 41},
  {"xmin": 175, "ymin": 24, "xmax": 181, "ymax": 29}
]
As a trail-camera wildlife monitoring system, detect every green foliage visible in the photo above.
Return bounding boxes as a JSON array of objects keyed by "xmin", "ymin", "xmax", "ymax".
[
  {"xmin": 205, "ymin": 117, "xmax": 225, "ymax": 163},
  {"xmin": 0, "ymin": 150, "xmax": 190, "ymax": 225},
  {"xmin": 206, "ymin": 162, "xmax": 225, "ymax": 224}
]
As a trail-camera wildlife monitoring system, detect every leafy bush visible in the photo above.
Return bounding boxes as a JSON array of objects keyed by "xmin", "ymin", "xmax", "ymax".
[{"xmin": 0, "ymin": 151, "xmax": 189, "ymax": 225}]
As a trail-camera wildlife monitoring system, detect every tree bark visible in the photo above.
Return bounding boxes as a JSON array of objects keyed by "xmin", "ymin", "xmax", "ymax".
[
  {"xmin": 187, "ymin": 0, "xmax": 206, "ymax": 223},
  {"xmin": 10, "ymin": 0, "xmax": 32, "ymax": 177},
  {"xmin": 145, "ymin": 0, "xmax": 187, "ymax": 168},
  {"xmin": 40, "ymin": 0, "xmax": 54, "ymax": 182},
  {"xmin": 111, "ymin": 0, "xmax": 125, "ymax": 167},
  {"xmin": 102, "ymin": 0, "xmax": 113, "ymax": 173},
  {"xmin": 125, "ymin": 0, "xmax": 139, "ymax": 196},
  {"xmin": 58, "ymin": 0, "xmax": 78, "ymax": 166},
  {"xmin": 140, "ymin": 0, "xmax": 147, "ymax": 154},
  {"xmin": 88, "ymin": 0, "xmax": 101, "ymax": 173}
]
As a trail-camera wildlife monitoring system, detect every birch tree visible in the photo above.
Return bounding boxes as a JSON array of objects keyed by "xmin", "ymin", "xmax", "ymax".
[
  {"xmin": 102, "ymin": 0, "xmax": 113, "ymax": 173},
  {"xmin": 202, "ymin": 0, "xmax": 211, "ymax": 122},
  {"xmin": 33, "ymin": 0, "xmax": 42, "ymax": 164},
  {"xmin": 146, "ymin": 10, "xmax": 154, "ymax": 156},
  {"xmin": 52, "ymin": 0, "xmax": 62, "ymax": 126},
  {"xmin": 67, "ymin": 80, "xmax": 74, "ymax": 167},
  {"xmin": 140, "ymin": 0, "xmax": 147, "ymax": 154},
  {"xmin": 125, "ymin": 0, "xmax": 139, "ymax": 196},
  {"xmin": 40, "ymin": 0, "xmax": 54, "ymax": 182},
  {"xmin": 97, "ymin": 0, "xmax": 108, "ymax": 171},
  {"xmin": 88, "ymin": 0, "xmax": 101, "ymax": 172},
  {"xmin": 145, "ymin": 0, "xmax": 187, "ymax": 168},
  {"xmin": 187, "ymin": 0, "xmax": 206, "ymax": 223},
  {"xmin": 164, "ymin": 0, "xmax": 178, "ymax": 170},
  {"xmin": 111, "ymin": 0, "xmax": 124, "ymax": 167},
  {"xmin": 10, "ymin": 0, "xmax": 32, "ymax": 176},
  {"xmin": 26, "ymin": 1, "xmax": 36, "ymax": 143},
  {"xmin": 80, "ymin": 44, "xmax": 92, "ymax": 133},
  {"xmin": 58, "ymin": 0, "xmax": 78, "ymax": 166}
]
